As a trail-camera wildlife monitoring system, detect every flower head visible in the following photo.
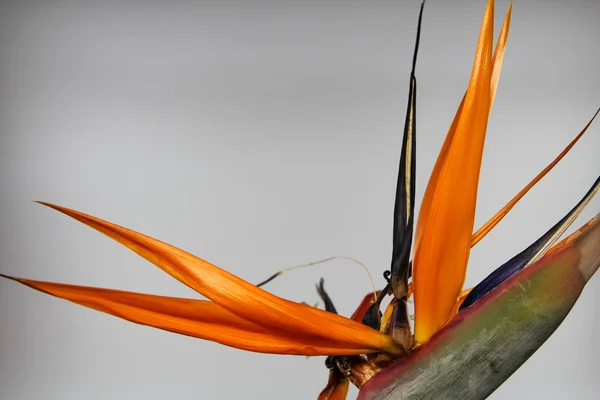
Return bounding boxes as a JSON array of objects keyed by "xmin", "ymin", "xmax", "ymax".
[{"xmin": 1, "ymin": 0, "xmax": 598, "ymax": 399}]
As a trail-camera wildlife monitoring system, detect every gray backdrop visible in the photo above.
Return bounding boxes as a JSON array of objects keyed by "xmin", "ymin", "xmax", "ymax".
[{"xmin": 1, "ymin": 0, "xmax": 598, "ymax": 399}]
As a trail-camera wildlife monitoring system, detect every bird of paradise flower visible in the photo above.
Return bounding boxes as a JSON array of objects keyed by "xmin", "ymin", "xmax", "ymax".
[{"xmin": 1, "ymin": 0, "xmax": 599, "ymax": 399}]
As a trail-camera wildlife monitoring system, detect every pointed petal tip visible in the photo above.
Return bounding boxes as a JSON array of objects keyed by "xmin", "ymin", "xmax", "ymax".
[
  {"xmin": 0, "ymin": 273, "xmax": 21, "ymax": 284},
  {"xmin": 34, "ymin": 200, "xmax": 62, "ymax": 212},
  {"xmin": 35, "ymin": 200, "xmax": 58, "ymax": 209}
]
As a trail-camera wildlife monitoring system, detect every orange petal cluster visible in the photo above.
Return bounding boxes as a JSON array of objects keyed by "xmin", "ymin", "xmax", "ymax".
[{"xmin": 3, "ymin": 202, "xmax": 398, "ymax": 356}]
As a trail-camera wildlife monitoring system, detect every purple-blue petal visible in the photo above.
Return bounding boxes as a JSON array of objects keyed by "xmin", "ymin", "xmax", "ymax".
[{"xmin": 460, "ymin": 175, "xmax": 599, "ymax": 310}]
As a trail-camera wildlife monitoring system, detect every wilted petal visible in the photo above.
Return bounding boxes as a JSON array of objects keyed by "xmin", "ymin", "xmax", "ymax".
[
  {"xmin": 350, "ymin": 291, "xmax": 381, "ymax": 322},
  {"xmin": 389, "ymin": 0, "xmax": 424, "ymax": 298},
  {"xmin": 316, "ymin": 278, "xmax": 338, "ymax": 314}
]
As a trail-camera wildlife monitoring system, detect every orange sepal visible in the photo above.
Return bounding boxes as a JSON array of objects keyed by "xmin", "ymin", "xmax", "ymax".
[
  {"xmin": 412, "ymin": 0, "xmax": 496, "ymax": 344},
  {"xmin": 1, "ymin": 274, "xmax": 388, "ymax": 356},
  {"xmin": 471, "ymin": 108, "xmax": 599, "ymax": 246},
  {"xmin": 489, "ymin": 2, "xmax": 511, "ymax": 108},
  {"xmin": 35, "ymin": 202, "xmax": 399, "ymax": 355},
  {"xmin": 318, "ymin": 370, "xmax": 350, "ymax": 400}
]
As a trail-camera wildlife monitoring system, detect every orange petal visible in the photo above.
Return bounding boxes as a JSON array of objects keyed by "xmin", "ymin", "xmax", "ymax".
[
  {"xmin": 36, "ymin": 202, "xmax": 399, "ymax": 355},
  {"xmin": 318, "ymin": 370, "xmax": 349, "ymax": 400},
  {"xmin": 412, "ymin": 0, "xmax": 495, "ymax": 344},
  {"xmin": 471, "ymin": 108, "xmax": 600, "ymax": 246},
  {"xmin": 2, "ymin": 274, "xmax": 381, "ymax": 356},
  {"xmin": 414, "ymin": 1, "xmax": 510, "ymax": 204},
  {"xmin": 490, "ymin": 2, "xmax": 512, "ymax": 108}
]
